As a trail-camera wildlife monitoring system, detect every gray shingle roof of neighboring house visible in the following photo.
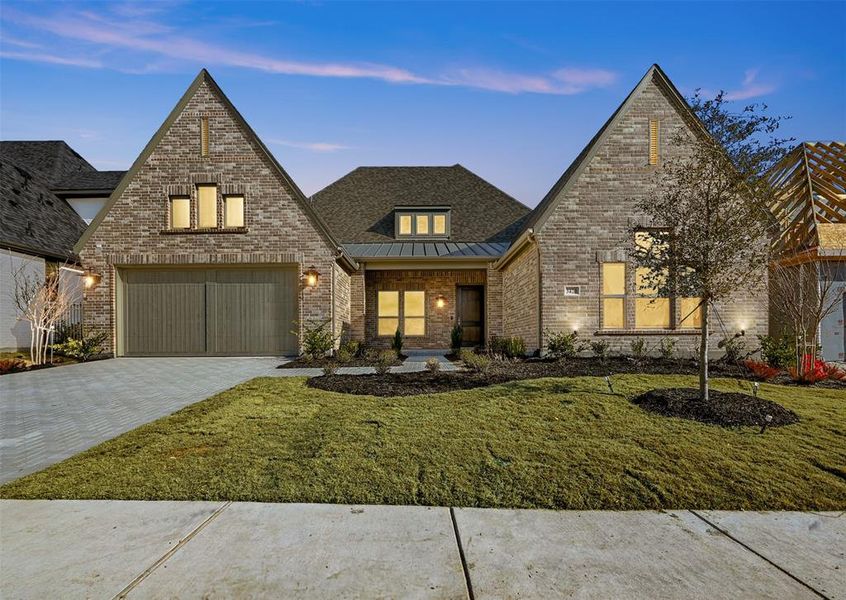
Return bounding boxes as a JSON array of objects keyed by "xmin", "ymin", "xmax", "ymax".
[
  {"xmin": 0, "ymin": 158, "xmax": 88, "ymax": 261},
  {"xmin": 0, "ymin": 141, "xmax": 96, "ymax": 188},
  {"xmin": 52, "ymin": 170, "xmax": 127, "ymax": 194},
  {"xmin": 310, "ymin": 165, "xmax": 531, "ymax": 245},
  {"xmin": 342, "ymin": 241, "xmax": 510, "ymax": 259}
]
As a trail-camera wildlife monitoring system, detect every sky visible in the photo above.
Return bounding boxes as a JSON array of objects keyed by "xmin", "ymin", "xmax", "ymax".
[{"xmin": 1, "ymin": 1, "xmax": 844, "ymax": 207}]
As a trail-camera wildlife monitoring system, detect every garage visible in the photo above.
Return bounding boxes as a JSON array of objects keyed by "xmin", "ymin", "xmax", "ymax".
[{"xmin": 118, "ymin": 267, "xmax": 299, "ymax": 356}]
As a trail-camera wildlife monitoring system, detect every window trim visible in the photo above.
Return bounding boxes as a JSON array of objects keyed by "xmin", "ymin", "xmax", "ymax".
[
  {"xmin": 601, "ymin": 262, "xmax": 626, "ymax": 330},
  {"xmin": 377, "ymin": 290, "xmax": 400, "ymax": 337},
  {"xmin": 394, "ymin": 208, "xmax": 451, "ymax": 239}
]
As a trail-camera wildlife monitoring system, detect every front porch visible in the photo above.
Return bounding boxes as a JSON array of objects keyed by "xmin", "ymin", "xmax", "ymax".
[{"xmin": 354, "ymin": 268, "xmax": 499, "ymax": 349}]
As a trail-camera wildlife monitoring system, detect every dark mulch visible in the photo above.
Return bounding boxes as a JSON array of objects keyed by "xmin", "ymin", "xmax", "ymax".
[
  {"xmin": 279, "ymin": 354, "xmax": 406, "ymax": 369},
  {"xmin": 632, "ymin": 387, "xmax": 800, "ymax": 428},
  {"xmin": 309, "ymin": 371, "xmax": 511, "ymax": 396}
]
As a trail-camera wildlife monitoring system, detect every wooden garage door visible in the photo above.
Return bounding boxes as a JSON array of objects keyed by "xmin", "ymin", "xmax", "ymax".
[{"xmin": 121, "ymin": 267, "xmax": 298, "ymax": 356}]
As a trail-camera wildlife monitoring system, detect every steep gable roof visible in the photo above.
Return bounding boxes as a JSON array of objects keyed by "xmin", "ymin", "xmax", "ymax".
[
  {"xmin": 0, "ymin": 157, "xmax": 87, "ymax": 261},
  {"xmin": 53, "ymin": 170, "xmax": 126, "ymax": 195},
  {"xmin": 0, "ymin": 141, "xmax": 95, "ymax": 188},
  {"xmin": 311, "ymin": 165, "xmax": 530, "ymax": 244},
  {"xmin": 508, "ymin": 64, "xmax": 705, "ymax": 245},
  {"xmin": 74, "ymin": 69, "xmax": 355, "ymax": 268}
]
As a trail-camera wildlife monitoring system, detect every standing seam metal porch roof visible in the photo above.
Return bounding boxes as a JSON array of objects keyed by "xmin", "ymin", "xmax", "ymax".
[{"xmin": 342, "ymin": 241, "xmax": 510, "ymax": 259}]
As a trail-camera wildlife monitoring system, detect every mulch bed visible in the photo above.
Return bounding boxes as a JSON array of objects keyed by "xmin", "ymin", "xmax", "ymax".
[
  {"xmin": 278, "ymin": 354, "xmax": 406, "ymax": 370},
  {"xmin": 631, "ymin": 387, "xmax": 800, "ymax": 428},
  {"xmin": 309, "ymin": 371, "xmax": 511, "ymax": 396}
]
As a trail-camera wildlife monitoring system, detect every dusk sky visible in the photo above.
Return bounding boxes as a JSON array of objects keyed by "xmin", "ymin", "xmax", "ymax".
[{"xmin": 1, "ymin": 1, "xmax": 844, "ymax": 206}]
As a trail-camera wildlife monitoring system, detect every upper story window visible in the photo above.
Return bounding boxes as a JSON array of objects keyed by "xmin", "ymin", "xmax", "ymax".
[
  {"xmin": 395, "ymin": 207, "xmax": 450, "ymax": 238},
  {"xmin": 166, "ymin": 185, "xmax": 246, "ymax": 232},
  {"xmin": 197, "ymin": 184, "xmax": 218, "ymax": 228},
  {"xmin": 170, "ymin": 196, "xmax": 191, "ymax": 229}
]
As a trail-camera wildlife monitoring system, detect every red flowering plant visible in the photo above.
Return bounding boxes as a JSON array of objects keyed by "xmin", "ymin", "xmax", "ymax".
[
  {"xmin": 789, "ymin": 355, "xmax": 842, "ymax": 384},
  {"xmin": 742, "ymin": 359, "xmax": 780, "ymax": 382}
]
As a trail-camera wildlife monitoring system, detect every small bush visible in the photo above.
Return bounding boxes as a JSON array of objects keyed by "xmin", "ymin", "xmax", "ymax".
[
  {"xmin": 294, "ymin": 319, "xmax": 334, "ymax": 359},
  {"xmin": 341, "ymin": 339, "xmax": 362, "ymax": 357},
  {"xmin": 719, "ymin": 335, "xmax": 746, "ymax": 364},
  {"xmin": 545, "ymin": 330, "xmax": 586, "ymax": 360},
  {"xmin": 758, "ymin": 335, "xmax": 794, "ymax": 369},
  {"xmin": 336, "ymin": 348, "xmax": 353, "ymax": 364},
  {"xmin": 425, "ymin": 357, "xmax": 441, "ymax": 373},
  {"xmin": 363, "ymin": 348, "xmax": 380, "ymax": 363},
  {"xmin": 743, "ymin": 359, "xmax": 780, "ymax": 382},
  {"xmin": 823, "ymin": 363, "xmax": 846, "ymax": 382},
  {"xmin": 51, "ymin": 332, "xmax": 108, "ymax": 362},
  {"xmin": 488, "ymin": 335, "xmax": 526, "ymax": 359},
  {"xmin": 0, "ymin": 358, "xmax": 27, "ymax": 375},
  {"xmin": 658, "ymin": 337, "xmax": 676, "ymax": 360},
  {"xmin": 589, "ymin": 340, "xmax": 609, "ymax": 361},
  {"xmin": 629, "ymin": 338, "xmax": 648, "ymax": 360},
  {"xmin": 391, "ymin": 329, "xmax": 404, "ymax": 355},
  {"xmin": 322, "ymin": 363, "xmax": 338, "ymax": 376},
  {"xmin": 461, "ymin": 349, "xmax": 491, "ymax": 373},
  {"xmin": 375, "ymin": 350, "xmax": 395, "ymax": 375},
  {"xmin": 53, "ymin": 321, "xmax": 83, "ymax": 344},
  {"xmin": 450, "ymin": 324, "xmax": 463, "ymax": 351}
]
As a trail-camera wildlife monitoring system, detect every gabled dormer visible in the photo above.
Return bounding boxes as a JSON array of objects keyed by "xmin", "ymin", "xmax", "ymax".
[{"xmin": 394, "ymin": 206, "xmax": 451, "ymax": 239}]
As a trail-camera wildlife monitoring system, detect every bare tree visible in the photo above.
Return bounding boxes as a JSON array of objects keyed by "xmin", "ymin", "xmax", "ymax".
[
  {"xmin": 633, "ymin": 92, "xmax": 792, "ymax": 401},
  {"xmin": 769, "ymin": 255, "xmax": 844, "ymax": 373},
  {"xmin": 12, "ymin": 263, "xmax": 75, "ymax": 365}
]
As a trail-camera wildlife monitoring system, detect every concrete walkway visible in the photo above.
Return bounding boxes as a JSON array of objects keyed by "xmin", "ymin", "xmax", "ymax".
[
  {"xmin": 1, "ymin": 501, "xmax": 842, "ymax": 599},
  {"xmin": 0, "ymin": 357, "xmax": 279, "ymax": 484}
]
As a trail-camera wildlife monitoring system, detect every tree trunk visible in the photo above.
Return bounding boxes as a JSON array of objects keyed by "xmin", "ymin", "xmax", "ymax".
[{"xmin": 699, "ymin": 301, "xmax": 709, "ymax": 401}]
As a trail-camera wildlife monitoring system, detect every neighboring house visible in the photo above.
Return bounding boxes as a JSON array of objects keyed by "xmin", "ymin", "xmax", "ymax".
[
  {"xmin": 0, "ymin": 141, "xmax": 103, "ymax": 351},
  {"xmin": 74, "ymin": 65, "xmax": 769, "ymax": 357},
  {"xmin": 768, "ymin": 142, "xmax": 846, "ymax": 362}
]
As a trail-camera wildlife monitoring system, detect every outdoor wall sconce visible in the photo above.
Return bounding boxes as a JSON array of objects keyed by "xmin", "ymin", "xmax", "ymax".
[
  {"xmin": 303, "ymin": 266, "xmax": 320, "ymax": 288},
  {"xmin": 434, "ymin": 294, "xmax": 447, "ymax": 309},
  {"xmin": 82, "ymin": 271, "xmax": 102, "ymax": 289}
]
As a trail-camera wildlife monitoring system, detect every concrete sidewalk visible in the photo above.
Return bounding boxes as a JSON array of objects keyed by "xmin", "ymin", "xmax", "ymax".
[{"xmin": 1, "ymin": 501, "xmax": 842, "ymax": 599}]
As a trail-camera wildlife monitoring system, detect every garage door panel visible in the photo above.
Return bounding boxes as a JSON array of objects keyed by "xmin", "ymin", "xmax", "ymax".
[
  {"xmin": 121, "ymin": 267, "xmax": 298, "ymax": 356},
  {"xmin": 123, "ymin": 270, "xmax": 206, "ymax": 355}
]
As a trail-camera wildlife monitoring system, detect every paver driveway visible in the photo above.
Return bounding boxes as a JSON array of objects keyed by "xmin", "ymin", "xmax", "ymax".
[{"xmin": 0, "ymin": 357, "xmax": 280, "ymax": 484}]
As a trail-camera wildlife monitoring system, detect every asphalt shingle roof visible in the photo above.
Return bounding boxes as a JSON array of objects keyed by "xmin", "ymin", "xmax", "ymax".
[
  {"xmin": 310, "ymin": 165, "xmax": 530, "ymax": 244},
  {"xmin": 53, "ymin": 170, "xmax": 126, "ymax": 192},
  {"xmin": 0, "ymin": 141, "xmax": 95, "ymax": 188}
]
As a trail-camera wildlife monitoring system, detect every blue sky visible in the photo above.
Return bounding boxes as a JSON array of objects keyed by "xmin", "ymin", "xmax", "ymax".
[{"xmin": 1, "ymin": 1, "xmax": 844, "ymax": 206}]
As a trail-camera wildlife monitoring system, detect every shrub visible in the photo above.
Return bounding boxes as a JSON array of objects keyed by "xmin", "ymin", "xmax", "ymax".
[
  {"xmin": 719, "ymin": 335, "xmax": 746, "ymax": 364},
  {"xmin": 336, "ymin": 348, "xmax": 353, "ymax": 364},
  {"xmin": 823, "ymin": 363, "xmax": 846, "ymax": 382},
  {"xmin": 375, "ymin": 350, "xmax": 395, "ymax": 375},
  {"xmin": 0, "ymin": 358, "xmax": 27, "ymax": 375},
  {"xmin": 461, "ymin": 349, "xmax": 491, "ymax": 373},
  {"xmin": 322, "ymin": 363, "xmax": 338, "ymax": 376},
  {"xmin": 589, "ymin": 340, "xmax": 609, "ymax": 361},
  {"xmin": 363, "ymin": 348, "xmax": 380, "ymax": 363},
  {"xmin": 450, "ymin": 324, "xmax": 463, "ymax": 351},
  {"xmin": 743, "ymin": 359, "xmax": 780, "ymax": 382},
  {"xmin": 51, "ymin": 332, "xmax": 108, "ymax": 362},
  {"xmin": 545, "ymin": 330, "xmax": 586, "ymax": 360},
  {"xmin": 425, "ymin": 357, "xmax": 441, "ymax": 373},
  {"xmin": 53, "ymin": 321, "xmax": 83, "ymax": 344},
  {"xmin": 658, "ymin": 337, "xmax": 676, "ymax": 360},
  {"xmin": 488, "ymin": 335, "xmax": 526, "ymax": 359},
  {"xmin": 294, "ymin": 319, "xmax": 334, "ymax": 359},
  {"xmin": 629, "ymin": 338, "xmax": 648, "ymax": 360},
  {"xmin": 341, "ymin": 339, "xmax": 362, "ymax": 357},
  {"xmin": 391, "ymin": 329, "xmax": 404, "ymax": 355},
  {"xmin": 758, "ymin": 335, "xmax": 794, "ymax": 369}
]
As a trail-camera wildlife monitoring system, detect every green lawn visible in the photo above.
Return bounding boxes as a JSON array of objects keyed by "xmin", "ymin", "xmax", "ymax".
[{"xmin": 2, "ymin": 375, "xmax": 844, "ymax": 510}]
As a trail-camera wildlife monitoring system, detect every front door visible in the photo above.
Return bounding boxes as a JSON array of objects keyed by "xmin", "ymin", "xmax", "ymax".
[{"xmin": 457, "ymin": 286, "xmax": 484, "ymax": 346}]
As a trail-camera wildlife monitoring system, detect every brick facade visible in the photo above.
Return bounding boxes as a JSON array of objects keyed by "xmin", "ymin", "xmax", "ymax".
[
  {"xmin": 501, "ymin": 244, "xmax": 541, "ymax": 351},
  {"xmin": 79, "ymin": 76, "xmax": 350, "ymax": 355},
  {"xmin": 364, "ymin": 269, "xmax": 488, "ymax": 349}
]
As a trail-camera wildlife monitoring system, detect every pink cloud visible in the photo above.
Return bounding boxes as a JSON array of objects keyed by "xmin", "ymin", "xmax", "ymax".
[
  {"xmin": 268, "ymin": 138, "xmax": 352, "ymax": 153},
  {"xmin": 723, "ymin": 69, "xmax": 777, "ymax": 100},
  {"xmin": 441, "ymin": 66, "xmax": 618, "ymax": 95},
  {"xmin": 0, "ymin": 50, "xmax": 102, "ymax": 69}
]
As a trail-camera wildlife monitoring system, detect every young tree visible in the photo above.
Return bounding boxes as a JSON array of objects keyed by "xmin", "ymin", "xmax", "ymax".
[
  {"xmin": 633, "ymin": 93, "xmax": 792, "ymax": 400},
  {"xmin": 12, "ymin": 263, "xmax": 76, "ymax": 365}
]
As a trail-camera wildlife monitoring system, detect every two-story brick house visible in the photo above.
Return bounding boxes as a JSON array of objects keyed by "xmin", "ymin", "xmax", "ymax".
[{"xmin": 75, "ymin": 64, "xmax": 768, "ymax": 356}]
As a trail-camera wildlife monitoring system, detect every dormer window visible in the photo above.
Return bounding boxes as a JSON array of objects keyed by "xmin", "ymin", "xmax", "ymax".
[{"xmin": 395, "ymin": 207, "xmax": 450, "ymax": 239}]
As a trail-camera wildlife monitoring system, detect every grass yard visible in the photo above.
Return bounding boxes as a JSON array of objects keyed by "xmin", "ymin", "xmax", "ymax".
[{"xmin": 2, "ymin": 374, "xmax": 844, "ymax": 510}]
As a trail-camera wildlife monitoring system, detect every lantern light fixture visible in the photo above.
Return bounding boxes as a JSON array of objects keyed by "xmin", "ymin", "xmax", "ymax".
[
  {"xmin": 434, "ymin": 294, "xmax": 447, "ymax": 309},
  {"xmin": 303, "ymin": 266, "xmax": 320, "ymax": 288},
  {"xmin": 82, "ymin": 271, "xmax": 101, "ymax": 289}
]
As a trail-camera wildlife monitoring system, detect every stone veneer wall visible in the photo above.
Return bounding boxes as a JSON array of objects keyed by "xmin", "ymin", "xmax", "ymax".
[
  {"xmin": 79, "ymin": 78, "xmax": 341, "ymax": 355},
  {"xmin": 532, "ymin": 72, "xmax": 768, "ymax": 356},
  {"xmin": 364, "ymin": 269, "xmax": 487, "ymax": 349}
]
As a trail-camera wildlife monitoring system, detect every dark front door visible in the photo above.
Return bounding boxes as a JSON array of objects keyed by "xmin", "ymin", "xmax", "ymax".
[{"xmin": 457, "ymin": 286, "xmax": 484, "ymax": 345}]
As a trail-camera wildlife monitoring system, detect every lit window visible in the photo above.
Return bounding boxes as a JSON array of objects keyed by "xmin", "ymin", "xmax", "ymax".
[
  {"xmin": 399, "ymin": 215, "xmax": 412, "ymax": 235},
  {"xmin": 679, "ymin": 297, "xmax": 703, "ymax": 329},
  {"xmin": 635, "ymin": 232, "xmax": 670, "ymax": 329},
  {"xmin": 416, "ymin": 214, "xmax": 429, "ymax": 235},
  {"xmin": 224, "ymin": 195, "xmax": 244, "ymax": 228},
  {"xmin": 601, "ymin": 263, "xmax": 625, "ymax": 329},
  {"xmin": 197, "ymin": 184, "xmax": 217, "ymax": 228},
  {"xmin": 649, "ymin": 118, "xmax": 660, "ymax": 165},
  {"xmin": 170, "ymin": 196, "xmax": 190, "ymax": 229},
  {"xmin": 404, "ymin": 291, "xmax": 425, "ymax": 336},
  {"xmin": 378, "ymin": 291, "xmax": 399, "ymax": 336},
  {"xmin": 433, "ymin": 214, "xmax": 447, "ymax": 235}
]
